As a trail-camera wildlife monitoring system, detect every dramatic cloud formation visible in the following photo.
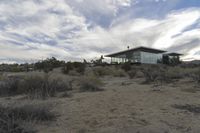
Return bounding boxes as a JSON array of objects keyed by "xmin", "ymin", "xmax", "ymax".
[{"xmin": 0, "ymin": 0, "xmax": 200, "ymax": 63}]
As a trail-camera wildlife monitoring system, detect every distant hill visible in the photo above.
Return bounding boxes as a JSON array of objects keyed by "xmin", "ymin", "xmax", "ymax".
[{"xmin": 183, "ymin": 60, "xmax": 200, "ymax": 65}]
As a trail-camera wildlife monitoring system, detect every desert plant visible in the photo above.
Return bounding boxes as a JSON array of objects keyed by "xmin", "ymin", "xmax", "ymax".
[
  {"xmin": 62, "ymin": 62, "xmax": 86, "ymax": 75},
  {"xmin": 0, "ymin": 73, "xmax": 71, "ymax": 99},
  {"xmin": 35, "ymin": 57, "xmax": 65, "ymax": 72},
  {"xmin": 141, "ymin": 65, "xmax": 159, "ymax": 83},
  {"xmin": 19, "ymin": 74, "xmax": 71, "ymax": 99},
  {"xmin": 0, "ymin": 103, "xmax": 55, "ymax": 133},
  {"xmin": 92, "ymin": 67, "xmax": 111, "ymax": 76},
  {"xmin": 79, "ymin": 76, "xmax": 103, "ymax": 92},
  {"xmin": 0, "ymin": 76, "xmax": 21, "ymax": 96},
  {"xmin": 73, "ymin": 62, "xmax": 86, "ymax": 74},
  {"xmin": 141, "ymin": 65, "xmax": 171, "ymax": 84},
  {"xmin": 128, "ymin": 70, "xmax": 137, "ymax": 79},
  {"xmin": 112, "ymin": 69, "xmax": 126, "ymax": 77},
  {"xmin": 172, "ymin": 104, "xmax": 200, "ymax": 114},
  {"xmin": 190, "ymin": 68, "xmax": 200, "ymax": 85},
  {"xmin": 166, "ymin": 67, "xmax": 182, "ymax": 79},
  {"xmin": 121, "ymin": 62, "xmax": 131, "ymax": 72}
]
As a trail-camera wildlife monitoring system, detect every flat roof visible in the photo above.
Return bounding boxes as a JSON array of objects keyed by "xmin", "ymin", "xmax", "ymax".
[
  {"xmin": 105, "ymin": 46, "xmax": 167, "ymax": 57},
  {"xmin": 165, "ymin": 52, "xmax": 183, "ymax": 56}
]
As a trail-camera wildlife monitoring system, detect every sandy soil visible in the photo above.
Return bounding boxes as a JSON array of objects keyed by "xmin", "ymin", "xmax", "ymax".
[
  {"xmin": 41, "ymin": 77, "xmax": 200, "ymax": 133},
  {"xmin": 1, "ymin": 76, "xmax": 200, "ymax": 133}
]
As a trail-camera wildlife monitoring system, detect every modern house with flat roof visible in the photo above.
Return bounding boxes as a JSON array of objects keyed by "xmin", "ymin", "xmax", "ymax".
[{"xmin": 105, "ymin": 46, "xmax": 183, "ymax": 64}]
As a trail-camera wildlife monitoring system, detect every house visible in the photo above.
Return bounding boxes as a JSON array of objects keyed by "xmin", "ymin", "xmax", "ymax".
[{"xmin": 105, "ymin": 46, "xmax": 182, "ymax": 64}]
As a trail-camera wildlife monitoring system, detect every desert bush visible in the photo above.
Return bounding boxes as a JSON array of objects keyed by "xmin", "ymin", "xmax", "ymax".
[
  {"xmin": 0, "ymin": 76, "xmax": 21, "ymax": 96},
  {"xmin": 92, "ymin": 66, "xmax": 112, "ymax": 76},
  {"xmin": 0, "ymin": 103, "xmax": 55, "ymax": 133},
  {"xmin": 172, "ymin": 104, "xmax": 200, "ymax": 114},
  {"xmin": 62, "ymin": 62, "xmax": 73, "ymax": 74},
  {"xmin": 0, "ymin": 73, "xmax": 71, "ymax": 99},
  {"xmin": 19, "ymin": 74, "xmax": 71, "ymax": 99},
  {"xmin": 141, "ymin": 65, "xmax": 185, "ymax": 84},
  {"xmin": 166, "ymin": 67, "xmax": 182, "ymax": 79},
  {"xmin": 128, "ymin": 70, "xmax": 137, "ymax": 79},
  {"xmin": 92, "ymin": 66, "xmax": 126, "ymax": 77},
  {"xmin": 62, "ymin": 62, "xmax": 86, "ymax": 75},
  {"xmin": 141, "ymin": 65, "xmax": 160, "ymax": 83},
  {"xmin": 112, "ymin": 69, "xmax": 126, "ymax": 77},
  {"xmin": 189, "ymin": 68, "xmax": 200, "ymax": 84},
  {"xmin": 35, "ymin": 57, "xmax": 65, "ymax": 73},
  {"xmin": 121, "ymin": 62, "xmax": 131, "ymax": 72},
  {"xmin": 181, "ymin": 88, "xmax": 200, "ymax": 93},
  {"xmin": 79, "ymin": 76, "xmax": 103, "ymax": 92}
]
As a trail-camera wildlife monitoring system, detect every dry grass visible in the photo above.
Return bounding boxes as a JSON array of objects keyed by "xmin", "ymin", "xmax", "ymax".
[
  {"xmin": 181, "ymin": 88, "xmax": 200, "ymax": 93},
  {"xmin": 79, "ymin": 75, "xmax": 104, "ymax": 92},
  {"xmin": 92, "ymin": 66, "xmax": 126, "ymax": 77},
  {"xmin": 0, "ymin": 73, "xmax": 71, "ymax": 99},
  {"xmin": 20, "ymin": 73, "xmax": 71, "ymax": 99},
  {"xmin": 128, "ymin": 70, "xmax": 137, "ymax": 79},
  {"xmin": 0, "ymin": 102, "xmax": 55, "ymax": 133}
]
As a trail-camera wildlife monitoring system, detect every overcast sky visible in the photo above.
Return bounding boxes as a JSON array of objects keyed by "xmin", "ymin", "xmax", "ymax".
[{"xmin": 0, "ymin": 0, "xmax": 200, "ymax": 63}]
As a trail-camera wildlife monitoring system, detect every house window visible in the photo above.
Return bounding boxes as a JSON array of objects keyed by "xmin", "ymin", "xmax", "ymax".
[{"xmin": 133, "ymin": 52, "xmax": 140, "ymax": 63}]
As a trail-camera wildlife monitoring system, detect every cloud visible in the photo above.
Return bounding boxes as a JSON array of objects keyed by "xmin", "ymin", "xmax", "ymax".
[{"xmin": 0, "ymin": 0, "xmax": 200, "ymax": 63}]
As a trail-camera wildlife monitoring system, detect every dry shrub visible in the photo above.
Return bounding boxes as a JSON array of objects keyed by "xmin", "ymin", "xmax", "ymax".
[
  {"xmin": 0, "ymin": 103, "xmax": 55, "ymax": 133},
  {"xmin": 141, "ymin": 65, "xmax": 162, "ymax": 83},
  {"xmin": 93, "ymin": 66, "xmax": 126, "ymax": 77},
  {"xmin": 172, "ymin": 104, "xmax": 200, "ymax": 114},
  {"xmin": 166, "ymin": 67, "xmax": 182, "ymax": 79},
  {"xmin": 121, "ymin": 62, "xmax": 131, "ymax": 72},
  {"xmin": 68, "ymin": 70, "xmax": 80, "ymax": 76},
  {"xmin": 79, "ymin": 76, "xmax": 103, "ymax": 92},
  {"xmin": 112, "ymin": 69, "xmax": 126, "ymax": 77},
  {"xmin": 62, "ymin": 62, "xmax": 86, "ymax": 75},
  {"xmin": 128, "ymin": 70, "xmax": 137, "ymax": 79},
  {"xmin": 92, "ymin": 66, "xmax": 112, "ymax": 76},
  {"xmin": 0, "ymin": 76, "xmax": 21, "ymax": 96},
  {"xmin": 189, "ymin": 68, "xmax": 200, "ymax": 84},
  {"xmin": 141, "ymin": 65, "xmax": 184, "ymax": 84},
  {"xmin": 0, "ymin": 73, "xmax": 71, "ymax": 99},
  {"xmin": 19, "ymin": 74, "xmax": 71, "ymax": 99},
  {"xmin": 181, "ymin": 88, "xmax": 200, "ymax": 93}
]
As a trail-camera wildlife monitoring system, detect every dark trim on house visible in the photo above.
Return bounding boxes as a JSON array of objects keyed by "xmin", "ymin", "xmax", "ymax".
[
  {"xmin": 164, "ymin": 53, "xmax": 183, "ymax": 56},
  {"xmin": 105, "ymin": 46, "xmax": 166, "ymax": 57}
]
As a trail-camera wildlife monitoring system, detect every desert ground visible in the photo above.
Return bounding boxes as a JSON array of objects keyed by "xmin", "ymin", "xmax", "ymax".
[{"xmin": 0, "ymin": 64, "xmax": 200, "ymax": 133}]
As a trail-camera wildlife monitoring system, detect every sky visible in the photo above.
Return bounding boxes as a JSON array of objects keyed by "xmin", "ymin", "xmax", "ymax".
[{"xmin": 0, "ymin": 0, "xmax": 200, "ymax": 63}]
